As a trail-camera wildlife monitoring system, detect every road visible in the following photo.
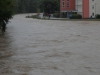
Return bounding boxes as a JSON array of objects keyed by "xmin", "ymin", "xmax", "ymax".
[{"xmin": 0, "ymin": 14, "xmax": 100, "ymax": 75}]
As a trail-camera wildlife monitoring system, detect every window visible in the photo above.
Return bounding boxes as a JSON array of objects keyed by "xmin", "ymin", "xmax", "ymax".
[
  {"xmin": 67, "ymin": 0, "xmax": 70, "ymax": 8},
  {"xmin": 92, "ymin": 5, "xmax": 94, "ymax": 9},
  {"xmin": 62, "ymin": 0, "xmax": 65, "ymax": 7},
  {"xmin": 92, "ymin": 13, "xmax": 94, "ymax": 16},
  {"xmin": 62, "ymin": 2, "xmax": 65, "ymax": 7}
]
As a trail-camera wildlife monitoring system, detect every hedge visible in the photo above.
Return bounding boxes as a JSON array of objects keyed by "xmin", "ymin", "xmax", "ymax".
[
  {"xmin": 70, "ymin": 14, "xmax": 82, "ymax": 19},
  {"xmin": 96, "ymin": 14, "xmax": 100, "ymax": 19},
  {"xmin": 26, "ymin": 14, "xmax": 39, "ymax": 18},
  {"xmin": 54, "ymin": 12, "xmax": 60, "ymax": 18}
]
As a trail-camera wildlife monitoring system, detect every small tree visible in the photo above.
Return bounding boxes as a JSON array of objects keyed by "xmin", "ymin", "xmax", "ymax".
[
  {"xmin": 0, "ymin": 0, "xmax": 14, "ymax": 32},
  {"xmin": 40, "ymin": 0, "xmax": 60, "ymax": 14}
]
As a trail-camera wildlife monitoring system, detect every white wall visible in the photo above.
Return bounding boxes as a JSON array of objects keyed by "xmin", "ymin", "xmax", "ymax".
[
  {"xmin": 89, "ymin": 0, "xmax": 100, "ymax": 18},
  {"xmin": 75, "ymin": 0, "xmax": 100, "ymax": 18},
  {"xmin": 95, "ymin": 0, "xmax": 100, "ymax": 15},
  {"xmin": 75, "ymin": 0, "xmax": 82, "ymax": 15}
]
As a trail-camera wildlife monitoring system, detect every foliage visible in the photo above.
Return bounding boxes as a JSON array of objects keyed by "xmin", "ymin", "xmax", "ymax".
[
  {"xmin": 31, "ymin": 15, "xmax": 38, "ymax": 18},
  {"xmin": 54, "ymin": 12, "xmax": 60, "ymax": 18},
  {"xmin": 40, "ymin": 0, "xmax": 60, "ymax": 14},
  {"xmin": 0, "ymin": 0, "xmax": 14, "ymax": 32},
  {"xmin": 0, "ymin": 0, "xmax": 14, "ymax": 21},
  {"xmin": 25, "ymin": 14, "xmax": 41, "ymax": 19},
  {"xmin": 14, "ymin": 0, "xmax": 42, "ymax": 13},
  {"xmin": 14, "ymin": 0, "xmax": 60, "ymax": 14},
  {"xmin": 96, "ymin": 14, "xmax": 100, "ymax": 19},
  {"xmin": 70, "ymin": 14, "xmax": 82, "ymax": 19},
  {"xmin": 37, "ymin": 8, "xmax": 41, "ymax": 13}
]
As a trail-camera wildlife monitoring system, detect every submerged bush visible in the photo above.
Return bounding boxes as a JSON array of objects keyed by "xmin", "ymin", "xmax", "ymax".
[
  {"xmin": 31, "ymin": 15, "xmax": 37, "ymax": 18},
  {"xmin": 96, "ymin": 14, "xmax": 100, "ymax": 19},
  {"xmin": 54, "ymin": 12, "xmax": 60, "ymax": 18},
  {"xmin": 26, "ymin": 14, "xmax": 39, "ymax": 19},
  {"xmin": 70, "ymin": 14, "xmax": 82, "ymax": 19}
]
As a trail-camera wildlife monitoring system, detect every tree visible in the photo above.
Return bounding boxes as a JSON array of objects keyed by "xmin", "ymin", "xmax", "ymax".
[
  {"xmin": 14, "ymin": 0, "xmax": 60, "ymax": 14},
  {"xmin": 40, "ymin": 0, "xmax": 60, "ymax": 14},
  {"xmin": 0, "ymin": 0, "xmax": 14, "ymax": 32},
  {"xmin": 14, "ymin": 0, "xmax": 42, "ymax": 13}
]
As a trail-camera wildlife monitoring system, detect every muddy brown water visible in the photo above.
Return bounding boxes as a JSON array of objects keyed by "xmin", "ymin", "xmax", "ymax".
[{"xmin": 0, "ymin": 14, "xmax": 100, "ymax": 75}]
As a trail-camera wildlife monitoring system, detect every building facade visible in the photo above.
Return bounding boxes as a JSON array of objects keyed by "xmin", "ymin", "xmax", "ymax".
[{"xmin": 60, "ymin": 0, "xmax": 100, "ymax": 18}]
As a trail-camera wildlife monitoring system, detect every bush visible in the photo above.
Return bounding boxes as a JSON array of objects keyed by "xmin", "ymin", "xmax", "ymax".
[
  {"xmin": 96, "ymin": 14, "xmax": 100, "ymax": 19},
  {"xmin": 54, "ymin": 12, "xmax": 60, "ymax": 18},
  {"xmin": 26, "ymin": 14, "xmax": 38, "ymax": 18},
  {"xmin": 70, "ymin": 14, "xmax": 82, "ymax": 19},
  {"xmin": 31, "ymin": 15, "xmax": 37, "ymax": 18}
]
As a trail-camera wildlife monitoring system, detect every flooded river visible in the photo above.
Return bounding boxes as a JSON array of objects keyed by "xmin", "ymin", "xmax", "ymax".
[{"xmin": 0, "ymin": 14, "xmax": 100, "ymax": 75}]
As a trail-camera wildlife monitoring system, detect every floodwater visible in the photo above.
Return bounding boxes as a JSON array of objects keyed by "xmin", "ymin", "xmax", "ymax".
[{"xmin": 0, "ymin": 14, "xmax": 100, "ymax": 75}]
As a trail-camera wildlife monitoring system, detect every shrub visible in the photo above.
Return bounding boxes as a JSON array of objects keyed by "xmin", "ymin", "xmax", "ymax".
[
  {"xmin": 96, "ymin": 14, "xmax": 100, "ymax": 19},
  {"xmin": 70, "ymin": 14, "xmax": 82, "ymax": 19},
  {"xmin": 54, "ymin": 12, "xmax": 60, "ymax": 18},
  {"xmin": 26, "ymin": 14, "xmax": 38, "ymax": 18},
  {"xmin": 31, "ymin": 15, "xmax": 37, "ymax": 18}
]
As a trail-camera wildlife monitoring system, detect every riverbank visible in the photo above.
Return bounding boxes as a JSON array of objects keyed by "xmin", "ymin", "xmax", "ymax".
[
  {"xmin": 40, "ymin": 18, "xmax": 100, "ymax": 21},
  {"xmin": 25, "ymin": 13, "xmax": 100, "ymax": 21},
  {"xmin": 26, "ymin": 16, "xmax": 100, "ymax": 21}
]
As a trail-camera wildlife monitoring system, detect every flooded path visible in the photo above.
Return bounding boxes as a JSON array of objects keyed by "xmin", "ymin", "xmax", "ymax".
[{"xmin": 0, "ymin": 14, "xmax": 100, "ymax": 75}]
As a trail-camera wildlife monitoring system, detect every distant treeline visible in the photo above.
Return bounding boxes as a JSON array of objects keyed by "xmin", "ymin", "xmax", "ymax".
[
  {"xmin": 14, "ymin": 0, "xmax": 41, "ymax": 13},
  {"xmin": 14, "ymin": 0, "xmax": 60, "ymax": 14}
]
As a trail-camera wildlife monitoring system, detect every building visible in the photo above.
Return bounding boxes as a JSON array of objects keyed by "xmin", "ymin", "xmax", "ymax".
[
  {"xmin": 60, "ymin": 0, "xmax": 100, "ymax": 18},
  {"xmin": 60, "ymin": 0, "xmax": 76, "ymax": 18}
]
